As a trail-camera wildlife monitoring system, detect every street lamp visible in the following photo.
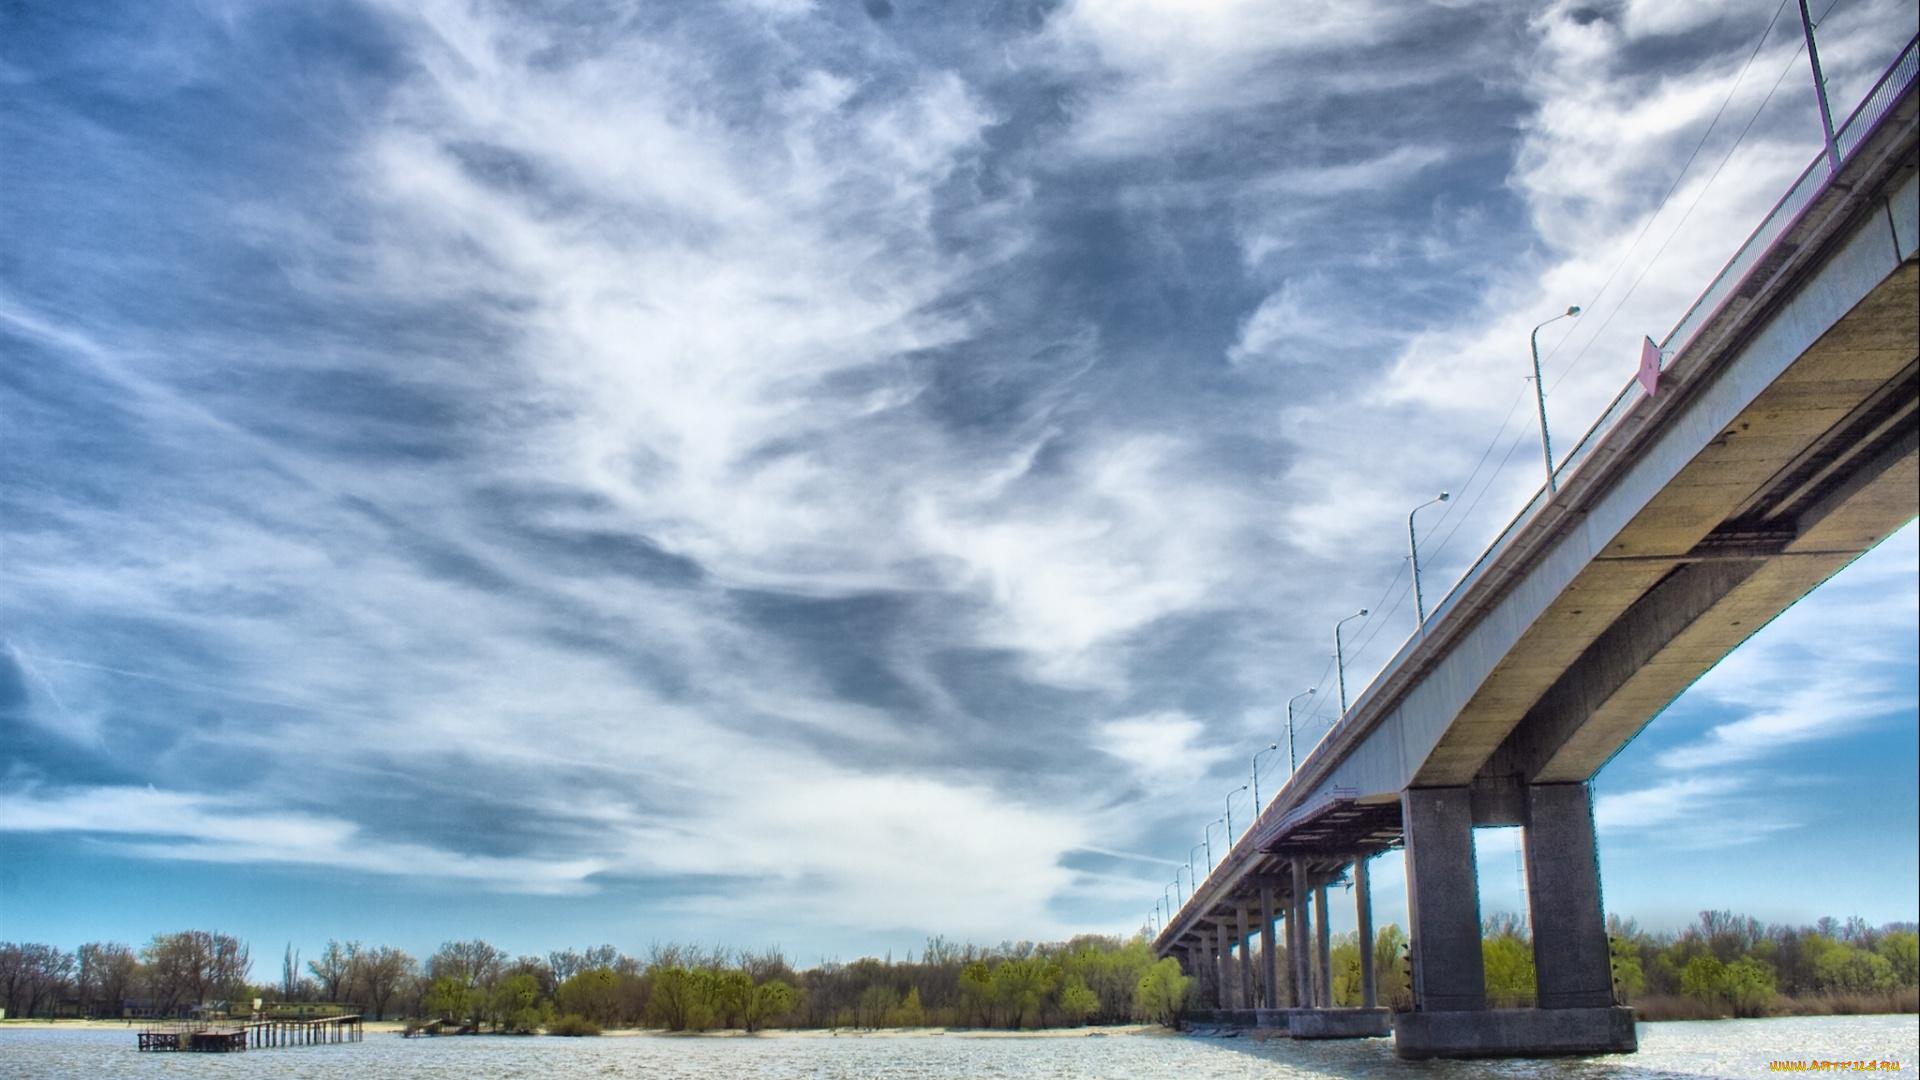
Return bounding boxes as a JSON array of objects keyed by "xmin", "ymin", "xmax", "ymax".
[
  {"xmin": 1531, "ymin": 306, "xmax": 1581, "ymax": 494},
  {"xmin": 1252, "ymin": 743, "xmax": 1280, "ymax": 810},
  {"xmin": 1336, "ymin": 609, "xmax": 1369, "ymax": 715},
  {"xmin": 1203, "ymin": 817, "xmax": 1225, "ymax": 873},
  {"xmin": 1286, "ymin": 688, "xmax": 1316, "ymax": 775},
  {"xmin": 1409, "ymin": 492, "xmax": 1450, "ymax": 633},
  {"xmin": 1225, "ymin": 784, "xmax": 1248, "ymax": 840},
  {"xmin": 1188, "ymin": 845, "xmax": 1207, "ymax": 894}
]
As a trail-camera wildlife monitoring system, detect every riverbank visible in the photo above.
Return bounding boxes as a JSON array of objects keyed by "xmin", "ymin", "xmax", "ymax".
[
  {"xmin": 1632, "ymin": 988, "xmax": 1919, "ymax": 1021},
  {"xmin": 0, "ymin": 1017, "xmax": 1167, "ymax": 1038}
]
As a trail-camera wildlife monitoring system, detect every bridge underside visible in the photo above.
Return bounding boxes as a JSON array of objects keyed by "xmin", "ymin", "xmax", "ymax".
[{"xmin": 1158, "ymin": 52, "xmax": 1917, "ymax": 1059}]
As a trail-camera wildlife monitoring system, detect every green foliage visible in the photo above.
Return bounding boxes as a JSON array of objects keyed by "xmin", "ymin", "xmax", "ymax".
[
  {"xmin": 1680, "ymin": 954, "xmax": 1726, "ymax": 1006},
  {"xmin": 1057, "ymin": 975, "xmax": 1099, "ymax": 1025},
  {"xmin": 547, "ymin": 1014, "xmax": 602, "ymax": 1036},
  {"xmin": 1482, "ymin": 932, "xmax": 1536, "ymax": 1008},
  {"xmin": 1609, "ymin": 934, "xmax": 1645, "ymax": 1001},
  {"xmin": 990, "ymin": 956, "xmax": 1060, "ymax": 1028},
  {"xmin": 555, "ymin": 967, "xmax": 621, "ymax": 1027},
  {"xmin": 1879, "ymin": 932, "xmax": 1918, "ymax": 987},
  {"xmin": 491, "ymin": 973, "xmax": 552, "ymax": 1033},
  {"xmin": 646, "ymin": 966, "xmax": 717, "ymax": 1032},
  {"xmin": 422, "ymin": 976, "xmax": 475, "ymax": 1024},
  {"xmin": 1722, "ymin": 959, "xmax": 1777, "ymax": 1017},
  {"xmin": 1329, "ymin": 933, "xmax": 1363, "ymax": 1006},
  {"xmin": 1374, "ymin": 924, "xmax": 1412, "ymax": 1011},
  {"xmin": 745, "ymin": 979, "xmax": 797, "ymax": 1031},
  {"xmin": 1132, "ymin": 956, "xmax": 1190, "ymax": 1026},
  {"xmin": 958, "ymin": 961, "xmax": 995, "ymax": 1026}
]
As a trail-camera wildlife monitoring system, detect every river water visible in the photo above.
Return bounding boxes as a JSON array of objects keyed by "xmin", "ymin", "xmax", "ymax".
[{"xmin": 3, "ymin": 1016, "xmax": 1913, "ymax": 1079}]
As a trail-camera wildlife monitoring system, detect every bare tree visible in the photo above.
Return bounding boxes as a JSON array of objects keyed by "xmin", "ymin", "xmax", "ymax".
[
  {"xmin": 308, "ymin": 940, "xmax": 363, "ymax": 1004},
  {"xmin": 358, "ymin": 947, "xmax": 416, "ymax": 1020},
  {"xmin": 0, "ymin": 943, "xmax": 76, "ymax": 1018},
  {"xmin": 142, "ymin": 932, "xmax": 250, "ymax": 1014},
  {"xmin": 428, "ymin": 940, "xmax": 505, "ymax": 992},
  {"xmin": 77, "ymin": 943, "xmax": 139, "ymax": 1015}
]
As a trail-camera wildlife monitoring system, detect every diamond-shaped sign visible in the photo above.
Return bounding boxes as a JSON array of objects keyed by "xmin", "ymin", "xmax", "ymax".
[{"xmin": 1638, "ymin": 336, "xmax": 1662, "ymax": 397}]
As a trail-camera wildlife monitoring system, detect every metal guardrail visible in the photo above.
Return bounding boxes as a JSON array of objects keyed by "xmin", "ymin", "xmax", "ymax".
[{"xmin": 1292, "ymin": 34, "xmax": 1919, "ymax": 772}]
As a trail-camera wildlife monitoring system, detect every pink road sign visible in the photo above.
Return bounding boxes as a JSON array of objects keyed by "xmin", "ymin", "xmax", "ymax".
[{"xmin": 1638, "ymin": 336, "xmax": 1662, "ymax": 397}]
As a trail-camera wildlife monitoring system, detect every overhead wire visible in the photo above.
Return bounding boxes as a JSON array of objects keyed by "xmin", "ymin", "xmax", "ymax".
[
  {"xmin": 1545, "ymin": 0, "xmax": 1845, "ymax": 396},
  {"xmin": 1533, "ymin": 0, "xmax": 1796, "ymax": 381}
]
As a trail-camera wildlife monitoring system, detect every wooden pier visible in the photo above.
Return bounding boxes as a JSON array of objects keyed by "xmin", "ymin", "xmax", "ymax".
[
  {"xmin": 248, "ymin": 1014, "xmax": 363, "ymax": 1048},
  {"xmin": 137, "ymin": 1015, "xmax": 363, "ymax": 1052}
]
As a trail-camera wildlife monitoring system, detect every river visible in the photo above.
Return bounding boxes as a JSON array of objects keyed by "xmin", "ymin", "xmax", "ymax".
[{"xmin": 3, "ymin": 1015, "xmax": 1912, "ymax": 1079}]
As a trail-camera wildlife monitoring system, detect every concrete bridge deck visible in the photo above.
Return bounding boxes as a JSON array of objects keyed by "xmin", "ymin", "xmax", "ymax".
[{"xmin": 1156, "ymin": 38, "xmax": 1918, "ymax": 1058}]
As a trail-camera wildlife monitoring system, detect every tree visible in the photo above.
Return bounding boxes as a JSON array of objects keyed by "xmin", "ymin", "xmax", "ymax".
[
  {"xmin": 1374, "ymin": 924, "xmax": 1412, "ymax": 1010},
  {"xmin": 1609, "ymin": 934, "xmax": 1645, "ymax": 1002},
  {"xmin": 77, "ymin": 943, "xmax": 139, "ymax": 1015},
  {"xmin": 958, "ymin": 961, "xmax": 995, "ymax": 1026},
  {"xmin": 423, "ymin": 976, "xmax": 475, "ymax": 1025},
  {"xmin": 1058, "ymin": 976, "xmax": 1099, "ymax": 1025},
  {"xmin": 428, "ymin": 940, "xmax": 505, "ymax": 995},
  {"xmin": 1482, "ymin": 931, "xmax": 1535, "ymax": 1009},
  {"xmin": 745, "ymin": 979, "xmax": 796, "ymax": 1032},
  {"xmin": 647, "ymin": 967, "xmax": 712, "ymax": 1031},
  {"xmin": 1133, "ymin": 957, "xmax": 1191, "ymax": 1026},
  {"xmin": 990, "ymin": 957, "xmax": 1058, "ymax": 1029},
  {"xmin": 0, "ymin": 943, "xmax": 75, "ymax": 1019},
  {"xmin": 1722, "ymin": 958, "xmax": 1776, "ymax": 1017},
  {"xmin": 1680, "ymin": 954, "xmax": 1726, "ymax": 1011},
  {"xmin": 1879, "ymin": 931, "xmax": 1919, "ymax": 987},
  {"xmin": 308, "ymin": 940, "xmax": 362, "ymax": 1004},
  {"xmin": 556, "ymin": 967, "xmax": 619, "ymax": 1026},
  {"xmin": 359, "ymin": 947, "xmax": 416, "ymax": 1020},
  {"xmin": 141, "ymin": 932, "xmax": 249, "ymax": 1014},
  {"xmin": 491, "ymin": 973, "xmax": 552, "ymax": 1033}
]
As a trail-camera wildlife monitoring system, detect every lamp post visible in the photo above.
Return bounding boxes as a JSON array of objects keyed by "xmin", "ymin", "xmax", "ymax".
[
  {"xmin": 1408, "ymin": 492, "xmax": 1450, "ymax": 633},
  {"xmin": 1336, "ymin": 609, "xmax": 1369, "ymax": 715},
  {"xmin": 1203, "ymin": 817, "xmax": 1225, "ymax": 873},
  {"xmin": 1252, "ymin": 743, "xmax": 1280, "ymax": 810},
  {"xmin": 1189, "ymin": 845, "xmax": 1207, "ymax": 892},
  {"xmin": 1531, "ymin": 306, "xmax": 1581, "ymax": 494},
  {"xmin": 1225, "ymin": 784, "xmax": 1248, "ymax": 841},
  {"xmin": 1286, "ymin": 688, "xmax": 1315, "ymax": 775}
]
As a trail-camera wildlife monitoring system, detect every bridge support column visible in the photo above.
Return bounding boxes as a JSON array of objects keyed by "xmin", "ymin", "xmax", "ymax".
[
  {"xmin": 1290, "ymin": 858, "xmax": 1312, "ymax": 1008},
  {"xmin": 1401, "ymin": 786, "xmax": 1485, "ymax": 1012},
  {"xmin": 1261, "ymin": 887, "xmax": 1279, "ymax": 1009},
  {"xmin": 1314, "ymin": 883, "xmax": 1333, "ymax": 1007},
  {"xmin": 1526, "ymin": 783, "xmax": 1615, "ymax": 1009},
  {"xmin": 1355, "ymin": 855, "xmax": 1377, "ymax": 1010},
  {"xmin": 1237, "ymin": 903, "xmax": 1255, "ymax": 1010},
  {"xmin": 1393, "ymin": 786, "xmax": 1635, "ymax": 1058}
]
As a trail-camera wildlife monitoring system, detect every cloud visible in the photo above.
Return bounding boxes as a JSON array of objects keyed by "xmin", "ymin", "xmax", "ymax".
[
  {"xmin": 0, "ymin": 785, "xmax": 606, "ymax": 894},
  {"xmin": 0, "ymin": 0, "xmax": 1911, "ymax": 953}
]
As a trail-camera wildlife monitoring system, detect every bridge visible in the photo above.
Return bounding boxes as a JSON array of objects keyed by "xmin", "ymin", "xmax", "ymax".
[{"xmin": 1154, "ymin": 38, "xmax": 1918, "ymax": 1059}]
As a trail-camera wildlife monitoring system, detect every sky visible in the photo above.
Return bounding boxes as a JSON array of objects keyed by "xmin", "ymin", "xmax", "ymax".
[{"xmin": 1, "ymin": 0, "xmax": 1914, "ymax": 973}]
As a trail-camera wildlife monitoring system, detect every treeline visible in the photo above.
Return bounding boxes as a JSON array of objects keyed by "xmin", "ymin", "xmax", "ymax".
[
  {"xmin": 8, "ymin": 911, "xmax": 1913, "ymax": 1029},
  {"xmin": 1462, "ymin": 910, "xmax": 1919, "ymax": 1017},
  {"xmin": 1607, "ymin": 911, "xmax": 1919, "ymax": 1019},
  {"xmin": 0, "ymin": 932, "xmax": 248, "ymax": 1022},
  {"xmin": 0, "ymin": 932, "xmax": 1192, "ymax": 1032}
]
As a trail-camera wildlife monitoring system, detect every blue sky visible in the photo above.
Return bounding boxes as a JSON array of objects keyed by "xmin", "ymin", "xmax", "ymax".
[{"xmin": 2, "ymin": 0, "xmax": 1914, "ymax": 972}]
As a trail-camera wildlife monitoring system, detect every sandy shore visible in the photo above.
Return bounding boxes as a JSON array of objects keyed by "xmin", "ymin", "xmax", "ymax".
[{"xmin": 1, "ymin": 1018, "xmax": 1170, "ymax": 1039}]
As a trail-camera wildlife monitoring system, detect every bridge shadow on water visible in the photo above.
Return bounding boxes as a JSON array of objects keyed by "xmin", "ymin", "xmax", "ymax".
[{"xmin": 1176, "ymin": 1021, "xmax": 1851, "ymax": 1080}]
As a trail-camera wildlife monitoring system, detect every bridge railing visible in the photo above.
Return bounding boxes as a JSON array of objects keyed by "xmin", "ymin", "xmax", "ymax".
[{"xmin": 1291, "ymin": 34, "xmax": 1919, "ymax": 773}]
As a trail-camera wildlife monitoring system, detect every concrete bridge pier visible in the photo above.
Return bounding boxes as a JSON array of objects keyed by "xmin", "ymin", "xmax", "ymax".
[
  {"xmin": 1238, "ymin": 903, "xmax": 1256, "ymax": 1009},
  {"xmin": 1393, "ymin": 785, "xmax": 1635, "ymax": 1058}
]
